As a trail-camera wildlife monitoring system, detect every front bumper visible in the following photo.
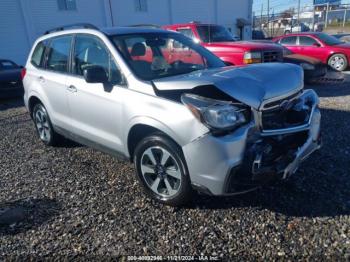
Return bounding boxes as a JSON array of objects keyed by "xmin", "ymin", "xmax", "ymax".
[{"xmin": 183, "ymin": 90, "xmax": 321, "ymax": 195}]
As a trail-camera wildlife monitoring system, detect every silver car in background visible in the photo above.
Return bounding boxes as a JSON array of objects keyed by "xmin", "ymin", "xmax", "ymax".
[{"xmin": 22, "ymin": 24, "xmax": 321, "ymax": 206}]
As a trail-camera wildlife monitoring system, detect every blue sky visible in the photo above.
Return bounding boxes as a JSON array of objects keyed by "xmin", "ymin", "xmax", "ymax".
[{"xmin": 253, "ymin": 0, "xmax": 350, "ymax": 14}]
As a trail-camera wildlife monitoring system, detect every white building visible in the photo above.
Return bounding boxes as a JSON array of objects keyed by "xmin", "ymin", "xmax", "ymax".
[{"xmin": 0, "ymin": 0, "xmax": 253, "ymax": 64}]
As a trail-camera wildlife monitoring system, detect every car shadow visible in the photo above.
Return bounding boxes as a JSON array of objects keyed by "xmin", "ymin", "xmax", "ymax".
[
  {"xmin": 0, "ymin": 98, "xmax": 24, "ymax": 111},
  {"xmin": 308, "ymin": 71, "xmax": 350, "ymax": 98},
  {"xmin": 0, "ymin": 197, "xmax": 60, "ymax": 236},
  {"xmin": 189, "ymin": 106, "xmax": 350, "ymax": 218}
]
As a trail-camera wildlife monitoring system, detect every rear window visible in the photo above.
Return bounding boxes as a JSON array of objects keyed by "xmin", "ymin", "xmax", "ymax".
[
  {"xmin": 0, "ymin": 60, "xmax": 18, "ymax": 70},
  {"xmin": 31, "ymin": 41, "xmax": 47, "ymax": 68},
  {"xmin": 197, "ymin": 25, "xmax": 235, "ymax": 43},
  {"xmin": 280, "ymin": 36, "xmax": 297, "ymax": 45}
]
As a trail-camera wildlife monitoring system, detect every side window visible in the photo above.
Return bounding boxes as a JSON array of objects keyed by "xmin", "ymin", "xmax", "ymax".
[
  {"xmin": 299, "ymin": 36, "xmax": 317, "ymax": 46},
  {"xmin": 31, "ymin": 41, "xmax": 48, "ymax": 68},
  {"xmin": 47, "ymin": 36, "xmax": 72, "ymax": 73},
  {"xmin": 73, "ymin": 35, "xmax": 122, "ymax": 85},
  {"xmin": 280, "ymin": 36, "xmax": 297, "ymax": 46}
]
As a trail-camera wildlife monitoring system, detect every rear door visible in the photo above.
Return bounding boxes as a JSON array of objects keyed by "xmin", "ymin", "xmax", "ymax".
[
  {"xmin": 28, "ymin": 36, "xmax": 72, "ymax": 130},
  {"xmin": 298, "ymin": 36, "xmax": 325, "ymax": 61},
  {"xmin": 65, "ymin": 34, "xmax": 125, "ymax": 153},
  {"xmin": 279, "ymin": 36, "xmax": 298, "ymax": 53}
]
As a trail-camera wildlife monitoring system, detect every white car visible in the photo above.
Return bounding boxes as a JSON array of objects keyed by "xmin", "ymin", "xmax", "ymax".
[{"xmin": 22, "ymin": 24, "xmax": 322, "ymax": 206}]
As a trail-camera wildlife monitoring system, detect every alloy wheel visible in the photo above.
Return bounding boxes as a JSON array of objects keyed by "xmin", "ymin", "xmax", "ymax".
[
  {"xmin": 34, "ymin": 106, "xmax": 51, "ymax": 143},
  {"xmin": 140, "ymin": 146, "xmax": 182, "ymax": 198},
  {"xmin": 330, "ymin": 56, "xmax": 345, "ymax": 71}
]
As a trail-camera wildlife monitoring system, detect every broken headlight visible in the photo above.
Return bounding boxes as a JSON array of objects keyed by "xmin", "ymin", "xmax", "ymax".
[{"xmin": 181, "ymin": 93, "xmax": 247, "ymax": 132}]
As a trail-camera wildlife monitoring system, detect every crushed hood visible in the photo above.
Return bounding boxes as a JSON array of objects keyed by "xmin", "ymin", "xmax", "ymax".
[{"xmin": 153, "ymin": 63, "xmax": 303, "ymax": 109}]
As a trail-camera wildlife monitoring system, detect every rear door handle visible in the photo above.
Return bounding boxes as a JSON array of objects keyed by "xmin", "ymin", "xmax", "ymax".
[{"xmin": 67, "ymin": 85, "xmax": 77, "ymax": 93}]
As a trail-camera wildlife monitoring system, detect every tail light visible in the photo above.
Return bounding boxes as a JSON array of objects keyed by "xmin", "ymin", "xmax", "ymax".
[{"xmin": 20, "ymin": 68, "xmax": 26, "ymax": 80}]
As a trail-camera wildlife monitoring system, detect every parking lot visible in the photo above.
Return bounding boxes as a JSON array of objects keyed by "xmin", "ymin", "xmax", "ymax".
[{"xmin": 0, "ymin": 76, "xmax": 349, "ymax": 258}]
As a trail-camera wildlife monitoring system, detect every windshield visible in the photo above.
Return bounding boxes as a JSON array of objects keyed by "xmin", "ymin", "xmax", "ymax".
[
  {"xmin": 316, "ymin": 33, "xmax": 343, "ymax": 45},
  {"xmin": 197, "ymin": 25, "xmax": 236, "ymax": 43},
  {"xmin": 111, "ymin": 32, "xmax": 225, "ymax": 81}
]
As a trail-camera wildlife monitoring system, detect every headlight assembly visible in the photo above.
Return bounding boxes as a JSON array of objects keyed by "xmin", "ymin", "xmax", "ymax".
[
  {"xmin": 181, "ymin": 93, "xmax": 247, "ymax": 132},
  {"xmin": 243, "ymin": 52, "xmax": 262, "ymax": 64}
]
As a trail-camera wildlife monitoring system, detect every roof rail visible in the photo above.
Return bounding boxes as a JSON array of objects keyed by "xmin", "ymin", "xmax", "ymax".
[{"xmin": 44, "ymin": 23, "xmax": 99, "ymax": 35}]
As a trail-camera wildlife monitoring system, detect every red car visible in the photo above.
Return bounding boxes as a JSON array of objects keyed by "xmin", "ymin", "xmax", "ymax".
[
  {"xmin": 163, "ymin": 23, "xmax": 283, "ymax": 66},
  {"xmin": 274, "ymin": 32, "xmax": 350, "ymax": 71}
]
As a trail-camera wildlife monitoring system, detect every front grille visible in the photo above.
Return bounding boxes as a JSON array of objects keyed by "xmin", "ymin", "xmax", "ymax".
[
  {"xmin": 263, "ymin": 51, "xmax": 282, "ymax": 63},
  {"xmin": 262, "ymin": 91, "xmax": 301, "ymax": 111},
  {"xmin": 260, "ymin": 93, "xmax": 313, "ymax": 131},
  {"xmin": 261, "ymin": 105, "xmax": 310, "ymax": 130}
]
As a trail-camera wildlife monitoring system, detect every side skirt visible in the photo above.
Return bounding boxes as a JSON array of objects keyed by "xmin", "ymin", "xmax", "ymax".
[{"xmin": 53, "ymin": 125, "xmax": 129, "ymax": 161}]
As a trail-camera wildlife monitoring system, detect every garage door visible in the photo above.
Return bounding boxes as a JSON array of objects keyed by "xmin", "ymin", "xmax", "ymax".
[{"xmin": 0, "ymin": 0, "xmax": 30, "ymax": 65}]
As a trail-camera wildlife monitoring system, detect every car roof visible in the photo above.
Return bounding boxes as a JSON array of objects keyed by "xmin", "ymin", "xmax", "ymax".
[
  {"xmin": 36, "ymin": 26, "xmax": 177, "ymax": 44},
  {"xmin": 101, "ymin": 26, "xmax": 171, "ymax": 36},
  {"xmin": 281, "ymin": 32, "xmax": 322, "ymax": 37}
]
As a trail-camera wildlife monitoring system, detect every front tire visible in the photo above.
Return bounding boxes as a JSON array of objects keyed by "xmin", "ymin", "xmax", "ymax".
[
  {"xmin": 32, "ymin": 103, "xmax": 61, "ymax": 146},
  {"xmin": 328, "ymin": 54, "xmax": 348, "ymax": 71},
  {"xmin": 134, "ymin": 135, "xmax": 192, "ymax": 206}
]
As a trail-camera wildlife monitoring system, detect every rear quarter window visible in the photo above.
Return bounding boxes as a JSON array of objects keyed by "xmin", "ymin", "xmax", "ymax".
[{"xmin": 31, "ymin": 41, "xmax": 48, "ymax": 68}]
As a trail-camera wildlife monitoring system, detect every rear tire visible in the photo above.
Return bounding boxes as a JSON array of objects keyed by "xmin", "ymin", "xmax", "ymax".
[
  {"xmin": 328, "ymin": 54, "xmax": 348, "ymax": 71},
  {"xmin": 32, "ymin": 103, "xmax": 61, "ymax": 146},
  {"xmin": 134, "ymin": 134, "xmax": 192, "ymax": 206}
]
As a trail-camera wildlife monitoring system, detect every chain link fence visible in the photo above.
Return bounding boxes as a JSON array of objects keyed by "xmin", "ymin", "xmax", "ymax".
[{"xmin": 253, "ymin": 3, "xmax": 350, "ymax": 38}]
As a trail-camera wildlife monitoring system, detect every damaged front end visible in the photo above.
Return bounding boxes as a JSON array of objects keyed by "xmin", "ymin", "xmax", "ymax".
[
  {"xmin": 226, "ymin": 89, "xmax": 322, "ymax": 194},
  {"xmin": 152, "ymin": 64, "xmax": 321, "ymax": 195},
  {"xmin": 182, "ymin": 88, "xmax": 321, "ymax": 196}
]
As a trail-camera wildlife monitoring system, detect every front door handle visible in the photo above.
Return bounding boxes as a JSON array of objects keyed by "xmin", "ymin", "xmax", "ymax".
[{"xmin": 67, "ymin": 85, "xmax": 77, "ymax": 93}]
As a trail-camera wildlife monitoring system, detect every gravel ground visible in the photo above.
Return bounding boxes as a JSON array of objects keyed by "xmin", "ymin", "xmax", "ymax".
[{"xmin": 0, "ymin": 76, "xmax": 349, "ymax": 259}]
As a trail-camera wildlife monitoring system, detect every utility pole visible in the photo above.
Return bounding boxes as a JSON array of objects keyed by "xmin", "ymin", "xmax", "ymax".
[
  {"xmin": 261, "ymin": 3, "xmax": 263, "ymax": 29},
  {"xmin": 297, "ymin": 0, "xmax": 301, "ymax": 25},
  {"xmin": 267, "ymin": 0, "xmax": 270, "ymax": 36},
  {"xmin": 325, "ymin": 2, "xmax": 329, "ymax": 28}
]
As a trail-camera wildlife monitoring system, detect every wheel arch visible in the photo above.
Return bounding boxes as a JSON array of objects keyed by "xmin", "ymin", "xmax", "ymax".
[
  {"xmin": 28, "ymin": 95, "xmax": 44, "ymax": 117},
  {"xmin": 126, "ymin": 119, "xmax": 185, "ymax": 161},
  {"xmin": 327, "ymin": 52, "xmax": 348, "ymax": 63}
]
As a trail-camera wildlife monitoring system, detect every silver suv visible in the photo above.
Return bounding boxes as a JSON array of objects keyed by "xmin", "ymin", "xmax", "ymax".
[{"xmin": 23, "ymin": 24, "xmax": 321, "ymax": 206}]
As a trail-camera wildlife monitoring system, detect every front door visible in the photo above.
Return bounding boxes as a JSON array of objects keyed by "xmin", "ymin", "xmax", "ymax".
[
  {"xmin": 297, "ymin": 36, "xmax": 325, "ymax": 61},
  {"xmin": 66, "ymin": 34, "xmax": 125, "ymax": 153}
]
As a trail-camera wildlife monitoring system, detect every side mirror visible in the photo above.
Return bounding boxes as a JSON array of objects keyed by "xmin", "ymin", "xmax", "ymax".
[
  {"xmin": 83, "ymin": 66, "xmax": 108, "ymax": 84},
  {"xmin": 313, "ymin": 42, "xmax": 321, "ymax": 47}
]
